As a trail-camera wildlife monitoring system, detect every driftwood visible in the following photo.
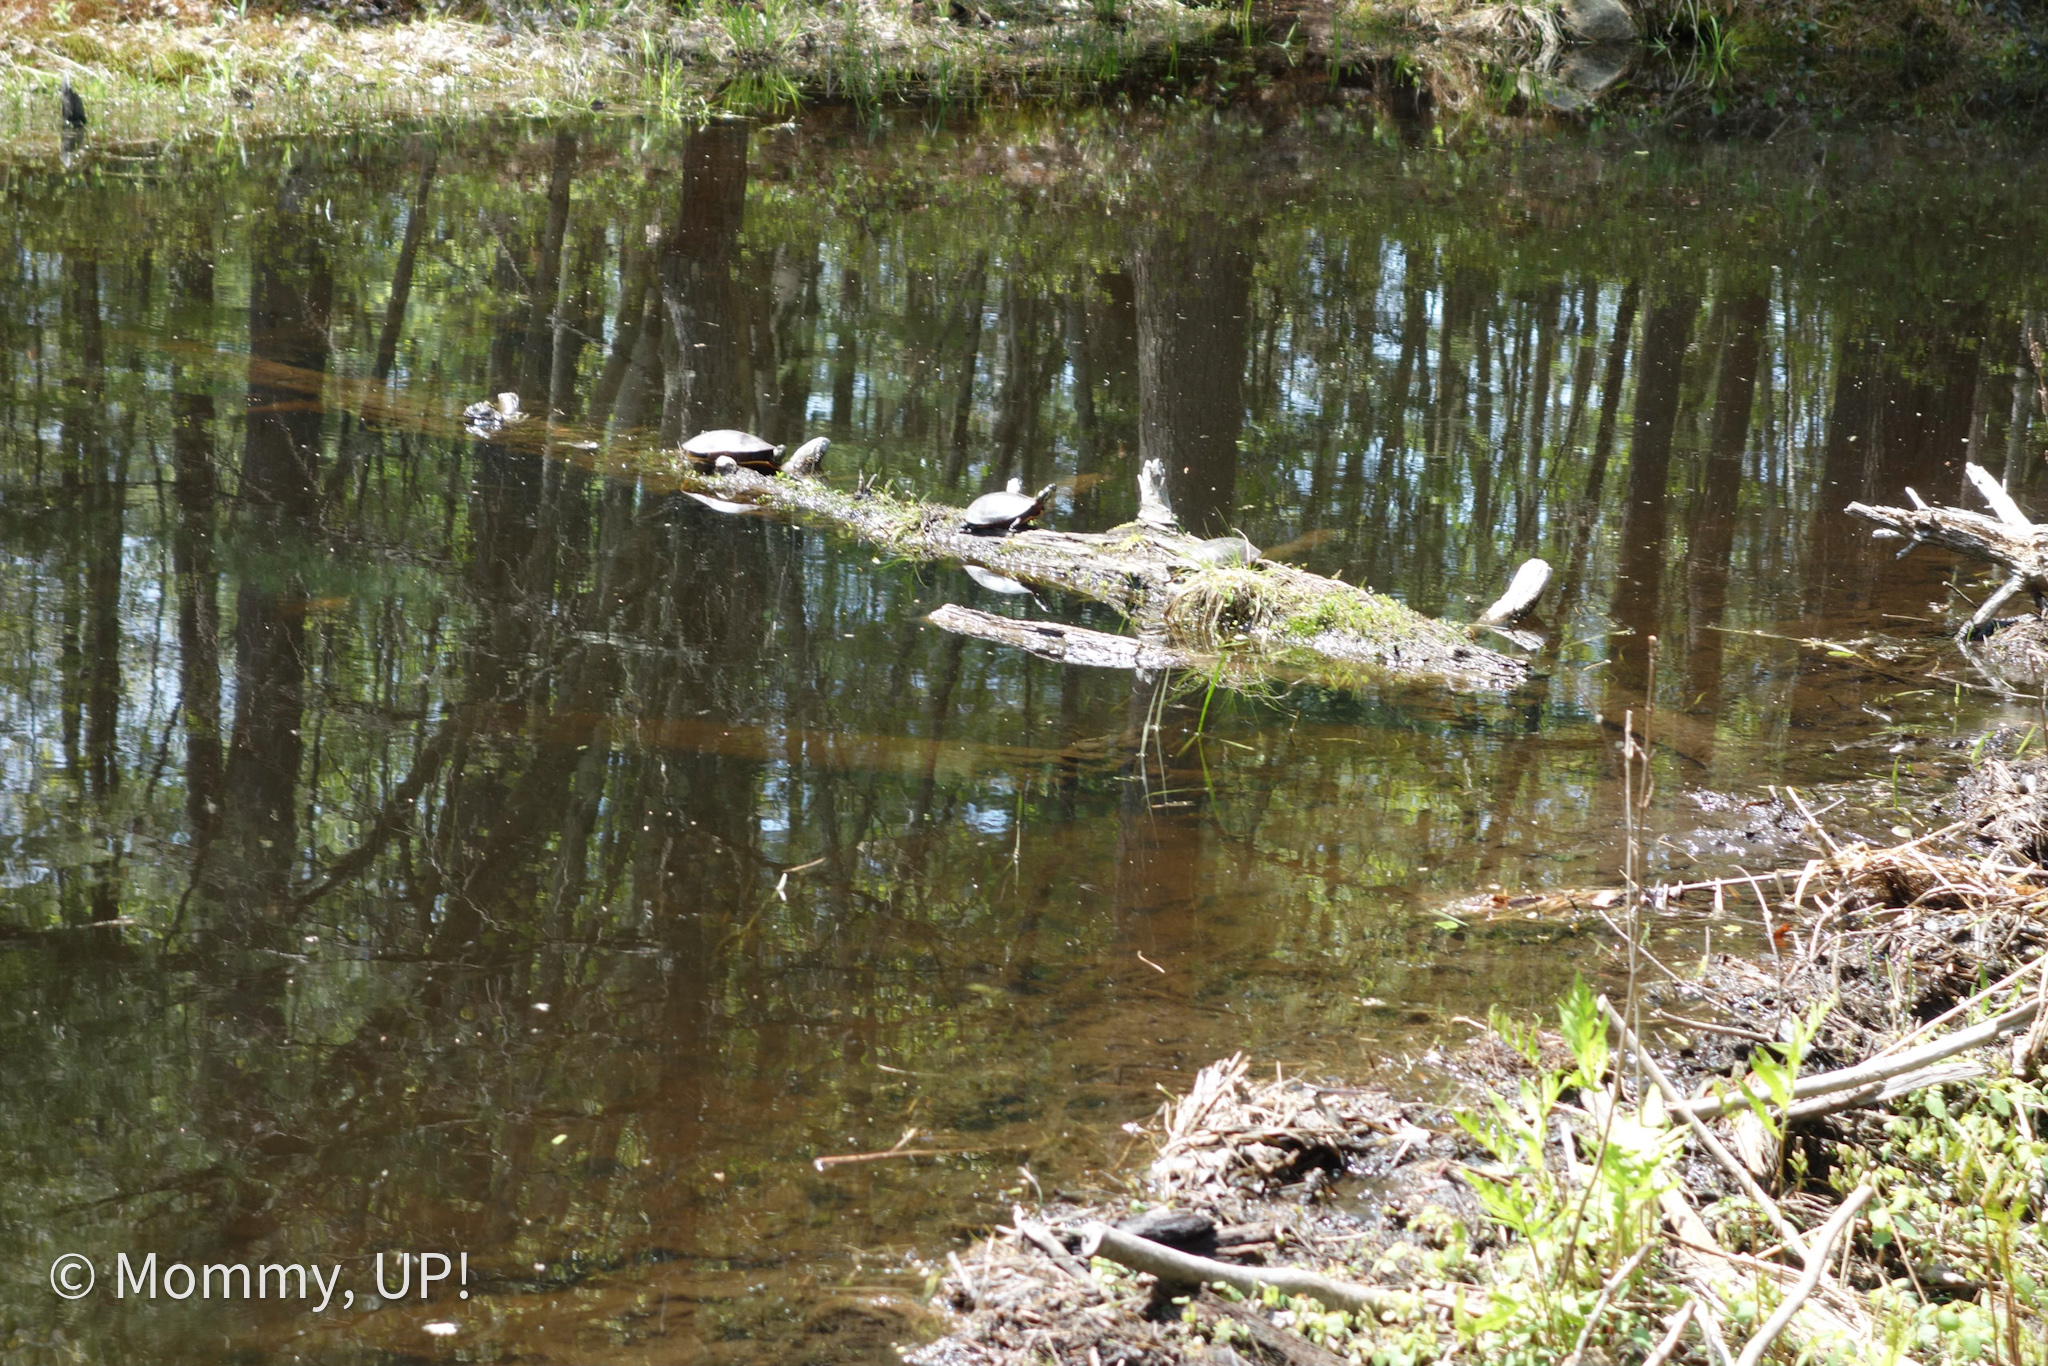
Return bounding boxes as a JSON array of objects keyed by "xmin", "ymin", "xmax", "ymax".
[
  {"xmin": 686, "ymin": 461, "xmax": 1527, "ymax": 688},
  {"xmin": 1847, "ymin": 463, "xmax": 2048, "ymax": 633}
]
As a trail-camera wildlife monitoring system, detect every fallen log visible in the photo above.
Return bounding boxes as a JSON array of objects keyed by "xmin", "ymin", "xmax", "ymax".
[{"xmin": 685, "ymin": 462, "xmax": 1526, "ymax": 689}]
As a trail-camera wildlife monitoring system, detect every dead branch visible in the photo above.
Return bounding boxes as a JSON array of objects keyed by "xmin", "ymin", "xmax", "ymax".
[
  {"xmin": 1076, "ymin": 1223, "xmax": 1480, "ymax": 1318},
  {"xmin": 1846, "ymin": 462, "xmax": 2048, "ymax": 633},
  {"xmin": 1601, "ymin": 995, "xmax": 1810, "ymax": 1259},
  {"xmin": 1733, "ymin": 1186, "xmax": 1874, "ymax": 1366},
  {"xmin": 927, "ymin": 605, "xmax": 1199, "ymax": 671},
  {"xmin": 1672, "ymin": 998, "xmax": 2040, "ymax": 1122}
]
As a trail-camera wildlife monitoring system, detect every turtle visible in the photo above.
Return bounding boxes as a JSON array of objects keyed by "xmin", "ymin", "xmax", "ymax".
[
  {"xmin": 1186, "ymin": 535, "xmax": 1261, "ymax": 568},
  {"xmin": 682, "ymin": 429, "xmax": 783, "ymax": 470},
  {"xmin": 962, "ymin": 478, "xmax": 1056, "ymax": 536},
  {"xmin": 462, "ymin": 391, "xmax": 524, "ymax": 437}
]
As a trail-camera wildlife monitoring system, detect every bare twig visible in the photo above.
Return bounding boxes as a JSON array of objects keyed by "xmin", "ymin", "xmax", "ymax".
[
  {"xmin": 1733, "ymin": 1186, "xmax": 1874, "ymax": 1366},
  {"xmin": 1559, "ymin": 1241, "xmax": 1656, "ymax": 1366},
  {"xmin": 1641, "ymin": 1300, "xmax": 1698, "ymax": 1366},
  {"xmin": 949, "ymin": 1250, "xmax": 978, "ymax": 1306},
  {"xmin": 1077, "ymin": 1224, "xmax": 1480, "ymax": 1318},
  {"xmin": 1652, "ymin": 1011, "xmax": 1777, "ymax": 1044},
  {"xmin": 1695, "ymin": 1299, "xmax": 1736, "ymax": 1366},
  {"xmin": 1013, "ymin": 1206, "xmax": 1099, "ymax": 1290},
  {"xmin": 1673, "ymin": 998, "xmax": 2040, "ymax": 1122},
  {"xmin": 1868, "ymin": 950, "xmax": 2048, "ymax": 1061},
  {"xmin": 814, "ymin": 1146, "xmax": 994, "ymax": 1170}
]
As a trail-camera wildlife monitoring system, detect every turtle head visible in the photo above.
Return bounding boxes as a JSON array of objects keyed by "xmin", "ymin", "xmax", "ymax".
[{"xmin": 1033, "ymin": 484, "xmax": 1057, "ymax": 505}]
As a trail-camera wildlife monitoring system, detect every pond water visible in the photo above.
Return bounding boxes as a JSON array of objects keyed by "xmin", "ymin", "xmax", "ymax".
[{"xmin": 3, "ymin": 96, "xmax": 2047, "ymax": 1364}]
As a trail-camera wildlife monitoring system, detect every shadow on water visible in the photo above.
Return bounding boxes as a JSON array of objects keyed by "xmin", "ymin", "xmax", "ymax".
[{"xmin": 2, "ymin": 96, "xmax": 2047, "ymax": 1362}]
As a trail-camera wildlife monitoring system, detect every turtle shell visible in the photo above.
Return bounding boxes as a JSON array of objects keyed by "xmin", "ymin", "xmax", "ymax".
[
  {"xmin": 682, "ymin": 429, "xmax": 782, "ymax": 467},
  {"xmin": 1187, "ymin": 536, "xmax": 1260, "ymax": 567},
  {"xmin": 961, "ymin": 483, "xmax": 1054, "ymax": 534}
]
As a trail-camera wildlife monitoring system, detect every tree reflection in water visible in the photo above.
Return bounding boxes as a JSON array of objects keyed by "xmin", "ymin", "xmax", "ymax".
[{"xmin": 0, "ymin": 107, "xmax": 2042, "ymax": 1363}]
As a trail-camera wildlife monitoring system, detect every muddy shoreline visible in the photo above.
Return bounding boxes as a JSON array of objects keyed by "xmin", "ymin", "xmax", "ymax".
[{"xmin": 909, "ymin": 733, "xmax": 2048, "ymax": 1366}]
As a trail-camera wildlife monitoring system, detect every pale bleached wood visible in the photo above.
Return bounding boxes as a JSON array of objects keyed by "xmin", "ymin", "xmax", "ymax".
[
  {"xmin": 1734, "ymin": 1187, "xmax": 1874, "ymax": 1366},
  {"xmin": 1847, "ymin": 462, "xmax": 2048, "ymax": 632},
  {"xmin": 1477, "ymin": 557, "xmax": 1553, "ymax": 626},
  {"xmin": 1672, "ymin": 999, "xmax": 2039, "ymax": 1122}
]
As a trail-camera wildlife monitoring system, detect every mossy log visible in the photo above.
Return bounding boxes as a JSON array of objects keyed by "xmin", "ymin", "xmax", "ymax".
[{"xmin": 685, "ymin": 464, "xmax": 1526, "ymax": 689}]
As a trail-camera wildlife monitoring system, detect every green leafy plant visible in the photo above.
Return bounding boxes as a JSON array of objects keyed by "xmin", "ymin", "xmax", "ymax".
[
  {"xmin": 718, "ymin": 0, "xmax": 802, "ymax": 67},
  {"xmin": 1727, "ymin": 994, "xmax": 1833, "ymax": 1187},
  {"xmin": 1839, "ymin": 1073, "xmax": 2048, "ymax": 1365},
  {"xmin": 1451, "ymin": 978, "xmax": 1684, "ymax": 1365}
]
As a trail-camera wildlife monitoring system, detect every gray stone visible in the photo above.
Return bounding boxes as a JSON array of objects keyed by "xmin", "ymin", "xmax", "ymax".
[
  {"xmin": 1558, "ymin": 43, "xmax": 1632, "ymax": 95},
  {"xmin": 1561, "ymin": 0, "xmax": 1635, "ymax": 44}
]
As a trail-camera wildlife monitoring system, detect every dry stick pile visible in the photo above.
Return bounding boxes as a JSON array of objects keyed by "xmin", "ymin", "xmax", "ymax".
[
  {"xmin": 1147, "ymin": 1053, "xmax": 1430, "ymax": 1203},
  {"xmin": 915, "ymin": 783, "xmax": 2048, "ymax": 1366}
]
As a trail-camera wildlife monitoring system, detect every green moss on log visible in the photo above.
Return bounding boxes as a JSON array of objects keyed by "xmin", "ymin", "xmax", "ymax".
[{"xmin": 1162, "ymin": 563, "xmax": 1505, "ymax": 682}]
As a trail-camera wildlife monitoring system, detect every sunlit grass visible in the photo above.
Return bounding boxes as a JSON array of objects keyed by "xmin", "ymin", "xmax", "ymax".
[
  {"xmin": 0, "ymin": 0, "xmax": 1228, "ymax": 149},
  {"xmin": 0, "ymin": 10, "xmax": 637, "ymax": 146}
]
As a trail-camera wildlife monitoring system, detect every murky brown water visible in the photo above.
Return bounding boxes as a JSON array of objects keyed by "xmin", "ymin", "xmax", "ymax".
[{"xmin": 3, "ymin": 98, "xmax": 2047, "ymax": 1364}]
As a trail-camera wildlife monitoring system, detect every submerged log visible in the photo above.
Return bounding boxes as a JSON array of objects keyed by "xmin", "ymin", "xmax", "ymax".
[
  {"xmin": 1846, "ymin": 463, "xmax": 2048, "ymax": 633},
  {"xmin": 686, "ymin": 463, "xmax": 1526, "ymax": 688},
  {"xmin": 926, "ymin": 605, "xmax": 1196, "ymax": 672}
]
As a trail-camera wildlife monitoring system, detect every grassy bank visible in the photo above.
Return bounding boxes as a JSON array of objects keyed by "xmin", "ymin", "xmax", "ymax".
[
  {"xmin": 0, "ymin": 0, "xmax": 2040, "ymax": 150},
  {"xmin": 0, "ymin": 0, "xmax": 1230, "ymax": 147}
]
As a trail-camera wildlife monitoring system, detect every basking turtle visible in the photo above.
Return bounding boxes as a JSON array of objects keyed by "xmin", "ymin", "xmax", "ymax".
[
  {"xmin": 462, "ymin": 391, "xmax": 524, "ymax": 437},
  {"xmin": 1186, "ymin": 535, "xmax": 1260, "ymax": 568},
  {"xmin": 682, "ymin": 429, "xmax": 783, "ymax": 470},
  {"xmin": 962, "ymin": 479, "xmax": 1056, "ymax": 536}
]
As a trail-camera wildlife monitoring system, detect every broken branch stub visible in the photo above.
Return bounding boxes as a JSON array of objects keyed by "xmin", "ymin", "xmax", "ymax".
[
  {"xmin": 1136, "ymin": 456, "xmax": 1178, "ymax": 532},
  {"xmin": 1477, "ymin": 557, "xmax": 1553, "ymax": 627}
]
